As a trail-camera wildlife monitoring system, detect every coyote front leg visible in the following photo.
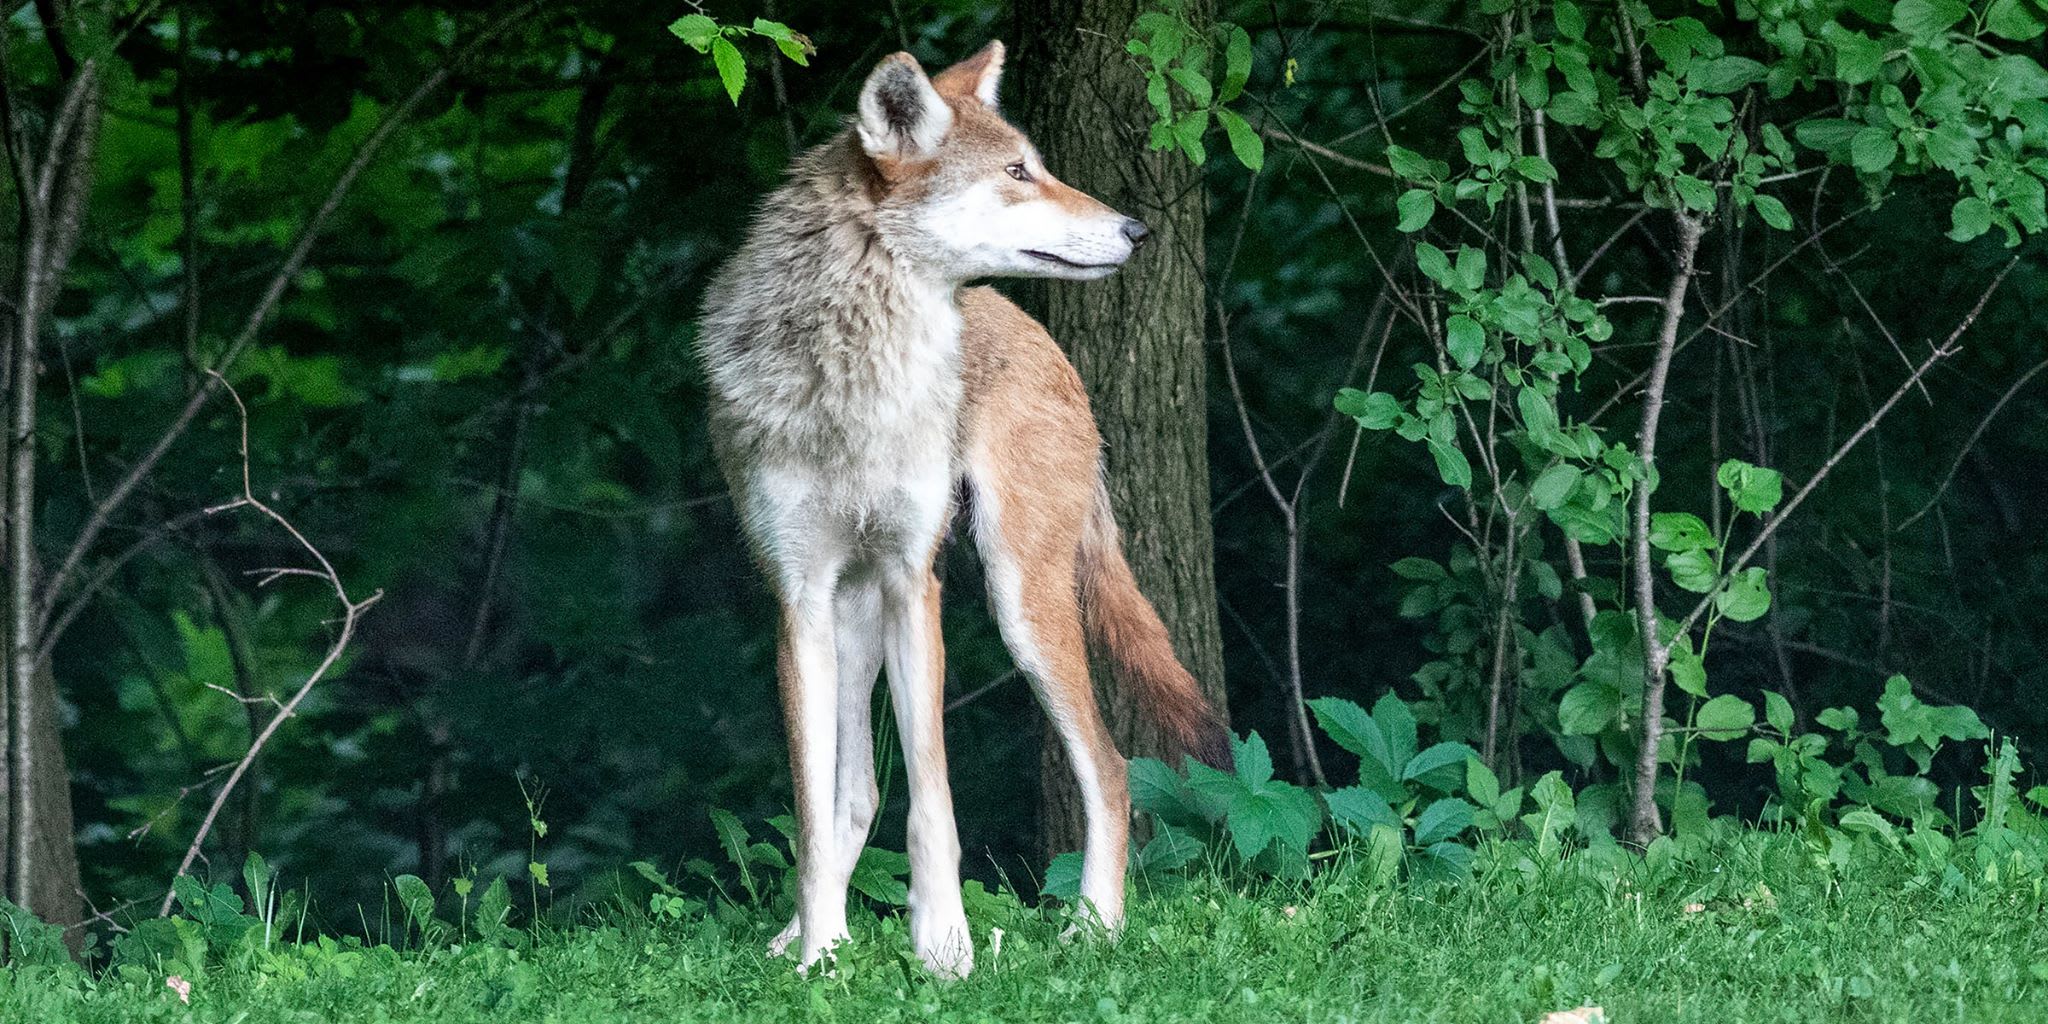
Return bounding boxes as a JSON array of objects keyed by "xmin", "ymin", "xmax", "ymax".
[
  {"xmin": 883, "ymin": 566, "xmax": 971, "ymax": 977},
  {"xmin": 776, "ymin": 577, "xmax": 851, "ymax": 970},
  {"xmin": 770, "ymin": 585, "xmax": 884, "ymax": 958}
]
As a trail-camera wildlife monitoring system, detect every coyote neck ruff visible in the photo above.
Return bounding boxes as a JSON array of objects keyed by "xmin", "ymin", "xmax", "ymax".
[
  {"xmin": 699, "ymin": 42, "xmax": 1227, "ymax": 981},
  {"xmin": 700, "ymin": 132, "xmax": 966, "ymax": 566}
]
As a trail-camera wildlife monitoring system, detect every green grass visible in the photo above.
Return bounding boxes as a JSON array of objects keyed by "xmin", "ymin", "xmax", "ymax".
[{"xmin": 8, "ymin": 832, "xmax": 2046, "ymax": 1023}]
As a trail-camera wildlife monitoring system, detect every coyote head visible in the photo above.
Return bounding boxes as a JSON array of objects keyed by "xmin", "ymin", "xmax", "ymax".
[{"xmin": 856, "ymin": 41, "xmax": 1150, "ymax": 282}]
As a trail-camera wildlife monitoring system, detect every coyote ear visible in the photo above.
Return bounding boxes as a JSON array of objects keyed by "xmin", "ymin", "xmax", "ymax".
[
  {"xmin": 932, "ymin": 40, "xmax": 1004, "ymax": 108},
  {"xmin": 857, "ymin": 53, "xmax": 953, "ymax": 160}
]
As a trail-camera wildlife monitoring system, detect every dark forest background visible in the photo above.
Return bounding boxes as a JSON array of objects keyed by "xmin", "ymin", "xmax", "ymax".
[{"xmin": 0, "ymin": 0, "xmax": 2042, "ymax": 937}]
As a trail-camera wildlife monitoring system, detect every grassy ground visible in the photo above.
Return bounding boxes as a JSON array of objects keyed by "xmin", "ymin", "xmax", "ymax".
[{"xmin": 6, "ymin": 832, "xmax": 2046, "ymax": 1022}]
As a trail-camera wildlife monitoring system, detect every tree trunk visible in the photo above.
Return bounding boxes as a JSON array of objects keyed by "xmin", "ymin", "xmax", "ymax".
[
  {"xmin": 3, "ymin": 16, "xmax": 103, "ymax": 932},
  {"xmin": 1013, "ymin": 0, "xmax": 1227, "ymax": 856}
]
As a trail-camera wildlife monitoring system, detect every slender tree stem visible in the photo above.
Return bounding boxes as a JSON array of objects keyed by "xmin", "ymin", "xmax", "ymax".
[{"xmin": 1625, "ymin": 213, "xmax": 1703, "ymax": 847}]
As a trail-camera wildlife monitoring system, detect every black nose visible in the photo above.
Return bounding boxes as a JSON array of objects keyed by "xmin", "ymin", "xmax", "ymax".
[{"xmin": 1121, "ymin": 218, "xmax": 1151, "ymax": 247}]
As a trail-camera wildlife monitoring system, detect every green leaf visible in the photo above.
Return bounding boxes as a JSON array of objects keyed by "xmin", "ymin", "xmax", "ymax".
[
  {"xmin": 1396, "ymin": 188, "xmax": 1436, "ymax": 233},
  {"xmin": 1413, "ymin": 797, "xmax": 1475, "ymax": 845},
  {"xmin": 1324, "ymin": 786, "xmax": 1402, "ymax": 836},
  {"xmin": 1390, "ymin": 556, "xmax": 1446, "ymax": 581},
  {"xmin": 1949, "ymin": 196, "xmax": 1994, "ymax": 242},
  {"xmin": 394, "ymin": 874, "xmax": 439, "ymax": 940},
  {"xmin": 1511, "ymin": 155, "xmax": 1558, "ymax": 183},
  {"xmin": 1714, "ymin": 567, "xmax": 1771, "ymax": 622},
  {"xmin": 1689, "ymin": 56, "xmax": 1766, "ymax": 94},
  {"xmin": 668, "ymin": 13, "xmax": 719, "ymax": 51},
  {"xmin": 1386, "ymin": 144, "xmax": 1436, "ymax": 181},
  {"xmin": 1414, "ymin": 242, "xmax": 1451, "ymax": 285},
  {"xmin": 1892, "ymin": 0, "xmax": 1969, "ymax": 39},
  {"xmin": 1794, "ymin": 118, "xmax": 1863, "ymax": 152},
  {"xmin": 1554, "ymin": 0, "xmax": 1586, "ymax": 40},
  {"xmin": 1849, "ymin": 126, "xmax": 1898, "ymax": 173},
  {"xmin": 1215, "ymin": 107, "xmax": 1264, "ymax": 171},
  {"xmin": 1403, "ymin": 742, "xmax": 1480, "ymax": 790},
  {"xmin": 1335, "ymin": 388, "xmax": 1402, "ymax": 429},
  {"xmin": 1696, "ymin": 694, "xmax": 1755, "ymax": 740},
  {"xmin": 1167, "ymin": 66, "xmax": 1213, "ymax": 108},
  {"xmin": 1427, "ymin": 438, "xmax": 1473, "ymax": 488},
  {"xmin": 1987, "ymin": 0, "xmax": 2048, "ymax": 41},
  {"xmin": 1763, "ymin": 690, "xmax": 1794, "ymax": 734},
  {"xmin": 1445, "ymin": 315, "xmax": 1483, "ymax": 369},
  {"xmin": 1454, "ymin": 246, "xmax": 1487, "ymax": 292},
  {"xmin": 1716, "ymin": 459, "xmax": 1783, "ymax": 514},
  {"xmin": 749, "ymin": 18, "xmax": 794, "ymax": 42},
  {"xmin": 1234, "ymin": 731, "xmax": 1275, "ymax": 787},
  {"xmin": 850, "ymin": 847, "xmax": 910, "ymax": 905},
  {"xmin": 1559, "ymin": 681, "xmax": 1619, "ymax": 735},
  {"xmin": 1040, "ymin": 851, "xmax": 1084, "ymax": 901},
  {"xmin": 711, "ymin": 37, "xmax": 746, "ymax": 105},
  {"xmin": 1220, "ymin": 24, "xmax": 1253, "ymax": 102},
  {"xmin": 1312, "ymin": 698, "xmax": 1401, "ymax": 792},
  {"xmin": 1825, "ymin": 26, "xmax": 1886, "ymax": 85},
  {"xmin": 1752, "ymin": 194, "xmax": 1792, "ymax": 230},
  {"xmin": 1529, "ymin": 464, "xmax": 1582, "ymax": 510},
  {"xmin": 1228, "ymin": 783, "xmax": 1322, "ymax": 859},
  {"xmin": 1665, "ymin": 548, "xmax": 1721, "ymax": 593},
  {"xmin": 1670, "ymin": 641, "xmax": 1708, "ymax": 697},
  {"xmin": 1649, "ymin": 512, "xmax": 1715, "ymax": 552}
]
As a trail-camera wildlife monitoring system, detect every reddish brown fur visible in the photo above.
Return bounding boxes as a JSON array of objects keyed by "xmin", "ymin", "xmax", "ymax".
[{"xmin": 958, "ymin": 289, "xmax": 1232, "ymax": 774}]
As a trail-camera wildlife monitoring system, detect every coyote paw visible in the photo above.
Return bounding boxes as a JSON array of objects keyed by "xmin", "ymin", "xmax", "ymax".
[
  {"xmin": 767, "ymin": 916, "xmax": 800, "ymax": 958},
  {"xmin": 914, "ymin": 917, "xmax": 974, "ymax": 979}
]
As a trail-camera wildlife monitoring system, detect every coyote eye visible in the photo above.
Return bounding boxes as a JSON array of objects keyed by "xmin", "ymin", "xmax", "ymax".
[{"xmin": 1005, "ymin": 162, "xmax": 1031, "ymax": 182}]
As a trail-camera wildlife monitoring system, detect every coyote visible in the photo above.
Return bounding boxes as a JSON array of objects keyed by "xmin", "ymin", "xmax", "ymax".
[{"xmin": 698, "ymin": 41, "xmax": 1229, "ymax": 977}]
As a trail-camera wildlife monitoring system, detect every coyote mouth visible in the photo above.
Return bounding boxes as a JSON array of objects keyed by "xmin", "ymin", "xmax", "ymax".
[{"xmin": 1023, "ymin": 249, "xmax": 1118, "ymax": 270}]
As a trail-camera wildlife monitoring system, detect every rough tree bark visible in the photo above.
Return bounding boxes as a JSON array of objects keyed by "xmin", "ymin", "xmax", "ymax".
[
  {"xmin": 2, "ymin": 3, "xmax": 103, "ymax": 928},
  {"xmin": 1012, "ymin": 0, "xmax": 1228, "ymax": 855}
]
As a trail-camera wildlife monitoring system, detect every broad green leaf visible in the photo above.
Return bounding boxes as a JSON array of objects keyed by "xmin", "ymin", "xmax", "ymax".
[
  {"xmin": 1949, "ymin": 196, "xmax": 1994, "ymax": 242},
  {"xmin": 1427, "ymin": 438, "xmax": 1473, "ymax": 488},
  {"xmin": 668, "ymin": 14, "xmax": 719, "ymax": 50},
  {"xmin": 1445, "ymin": 315, "xmax": 1483, "ymax": 368},
  {"xmin": 1220, "ymin": 24, "xmax": 1253, "ymax": 101},
  {"xmin": 1511, "ymin": 155, "xmax": 1558, "ymax": 183},
  {"xmin": 1390, "ymin": 556, "xmax": 1446, "ymax": 581},
  {"xmin": 850, "ymin": 846, "xmax": 910, "ymax": 905},
  {"xmin": 1649, "ymin": 512, "xmax": 1714, "ymax": 553},
  {"xmin": 1233, "ymin": 731, "xmax": 1275, "ymax": 787},
  {"xmin": 1665, "ymin": 548, "xmax": 1720, "ymax": 593},
  {"xmin": 1335, "ymin": 387, "xmax": 1403, "ymax": 429},
  {"xmin": 1529, "ymin": 464, "xmax": 1582, "ymax": 510},
  {"xmin": 1040, "ymin": 851, "xmax": 1084, "ymax": 901},
  {"xmin": 1403, "ymin": 742, "xmax": 1480, "ymax": 790},
  {"xmin": 1413, "ymin": 797, "xmax": 1474, "ymax": 845},
  {"xmin": 1215, "ymin": 107, "xmax": 1264, "ymax": 171},
  {"xmin": 1696, "ymin": 694, "xmax": 1755, "ymax": 740},
  {"xmin": 1987, "ymin": 0, "xmax": 2048, "ymax": 41},
  {"xmin": 1558, "ymin": 681, "xmax": 1619, "ymax": 735},
  {"xmin": 1325, "ymin": 786, "xmax": 1402, "ymax": 836},
  {"xmin": 1794, "ymin": 118, "xmax": 1862, "ymax": 152},
  {"xmin": 1752, "ymin": 194, "xmax": 1792, "ymax": 230},
  {"xmin": 1396, "ymin": 188, "xmax": 1436, "ymax": 232},
  {"xmin": 1716, "ymin": 459, "xmax": 1783, "ymax": 514},
  {"xmin": 711, "ymin": 37, "xmax": 746, "ymax": 105},
  {"xmin": 1891, "ymin": 0, "xmax": 1968, "ymax": 39},
  {"xmin": 1670, "ymin": 641, "xmax": 1708, "ymax": 697},
  {"xmin": 1849, "ymin": 126, "xmax": 1898, "ymax": 173},
  {"xmin": 1714, "ymin": 567, "xmax": 1771, "ymax": 622},
  {"xmin": 1689, "ymin": 56, "xmax": 1766, "ymax": 93},
  {"xmin": 1554, "ymin": 0, "xmax": 1585, "ymax": 40},
  {"xmin": 1763, "ymin": 690, "xmax": 1795, "ymax": 734}
]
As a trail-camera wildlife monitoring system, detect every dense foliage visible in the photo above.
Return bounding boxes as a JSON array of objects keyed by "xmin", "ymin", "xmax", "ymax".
[{"xmin": 0, "ymin": 0, "xmax": 2043, "ymax": 995}]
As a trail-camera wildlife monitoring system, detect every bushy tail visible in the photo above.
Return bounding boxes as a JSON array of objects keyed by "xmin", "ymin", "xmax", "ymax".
[{"xmin": 1076, "ymin": 475, "xmax": 1233, "ymax": 771}]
